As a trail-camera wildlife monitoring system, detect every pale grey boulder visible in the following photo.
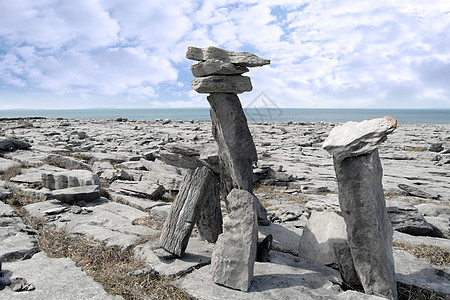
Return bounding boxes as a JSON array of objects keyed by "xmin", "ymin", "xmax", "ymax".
[
  {"xmin": 386, "ymin": 200, "xmax": 435, "ymax": 236},
  {"xmin": 186, "ymin": 46, "xmax": 270, "ymax": 67},
  {"xmin": 416, "ymin": 203, "xmax": 450, "ymax": 218},
  {"xmin": 323, "ymin": 116, "xmax": 397, "ymax": 161},
  {"xmin": 92, "ymin": 161, "xmax": 114, "ymax": 175},
  {"xmin": 190, "ymin": 59, "xmax": 249, "ymax": 77},
  {"xmin": 45, "ymin": 154, "xmax": 91, "ymax": 170},
  {"xmin": 160, "ymin": 167, "xmax": 218, "ymax": 257},
  {"xmin": 191, "ymin": 75, "xmax": 252, "ymax": 94},
  {"xmin": 41, "ymin": 170, "xmax": 100, "ymax": 190},
  {"xmin": 298, "ymin": 211, "xmax": 347, "ymax": 266},
  {"xmin": 210, "ymin": 189, "xmax": 258, "ymax": 292},
  {"xmin": 333, "ymin": 150, "xmax": 397, "ymax": 300}
]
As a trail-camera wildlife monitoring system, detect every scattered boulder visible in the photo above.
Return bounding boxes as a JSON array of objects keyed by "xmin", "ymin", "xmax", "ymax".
[
  {"xmin": 49, "ymin": 185, "xmax": 101, "ymax": 204},
  {"xmin": 397, "ymin": 183, "xmax": 440, "ymax": 200},
  {"xmin": 428, "ymin": 142, "xmax": 444, "ymax": 152},
  {"xmin": 386, "ymin": 200, "xmax": 435, "ymax": 236},
  {"xmin": 298, "ymin": 211, "xmax": 347, "ymax": 266},
  {"xmin": 210, "ymin": 189, "xmax": 258, "ymax": 292},
  {"xmin": 109, "ymin": 180, "xmax": 166, "ymax": 200},
  {"xmin": 41, "ymin": 170, "xmax": 100, "ymax": 190}
]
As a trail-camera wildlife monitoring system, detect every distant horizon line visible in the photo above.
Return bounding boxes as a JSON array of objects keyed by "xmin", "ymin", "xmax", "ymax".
[{"xmin": 2, "ymin": 107, "xmax": 450, "ymax": 110}]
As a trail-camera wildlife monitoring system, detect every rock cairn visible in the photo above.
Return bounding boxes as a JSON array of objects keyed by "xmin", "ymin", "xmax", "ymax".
[
  {"xmin": 159, "ymin": 46, "xmax": 270, "ymax": 291},
  {"xmin": 322, "ymin": 116, "xmax": 398, "ymax": 299}
]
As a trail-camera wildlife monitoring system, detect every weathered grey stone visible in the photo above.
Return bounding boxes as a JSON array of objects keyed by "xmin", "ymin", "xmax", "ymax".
[
  {"xmin": 156, "ymin": 151, "xmax": 204, "ymax": 169},
  {"xmin": 190, "ymin": 59, "xmax": 249, "ymax": 77},
  {"xmin": 92, "ymin": 161, "xmax": 114, "ymax": 175},
  {"xmin": 210, "ymin": 189, "xmax": 258, "ymax": 292},
  {"xmin": 256, "ymin": 234, "xmax": 272, "ymax": 262},
  {"xmin": 134, "ymin": 238, "xmax": 214, "ymax": 277},
  {"xmin": 0, "ymin": 139, "xmax": 12, "ymax": 150},
  {"xmin": 333, "ymin": 242, "xmax": 361, "ymax": 288},
  {"xmin": 107, "ymin": 191, "xmax": 170, "ymax": 212},
  {"xmin": 177, "ymin": 251, "xmax": 384, "ymax": 299},
  {"xmin": 416, "ymin": 203, "xmax": 450, "ymax": 218},
  {"xmin": 191, "ymin": 75, "xmax": 252, "ymax": 94},
  {"xmin": 207, "ymin": 93, "xmax": 257, "ymax": 196},
  {"xmin": 397, "ymin": 183, "xmax": 440, "ymax": 200},
  {"xmin": 333, "ymin": 150, "xmax": 397, "ymax": 299},
  {"xmin": 386, "ymin": 200, "xmax": 435, "ymax": 236},
  {"xmin": 101, "ymin": 169, "xmax": 133, "ymax": 182},
  {"xmin": 0, "ymin": 232, "xmax": 40, "ymax": 262},
  {"xmin": 186, "ymin": 46, "xmax": 270, "ymax": 67},
  {"xmin": 7, "ymin": 136, "xmax": 32, "ymax": 150},
  {"xmin": 41, "ymin": 170, "xmax": 100, "ymax": 190},
  {"xmin": 109, "ymin": 180, "xmax": 166, "ymax": 200},
  {"xmin": 0, "ymin": 201, "xmax": 16, "ymax": 217},
  {"xmin": 2, "ymin": 252, "xmax": 121, "ymax": 299},
  {"xmin": 160, "ymin": 167, "xmax": 217, "ymax": 257},
  {"xmin": 24, "ymin": 199, "xmax": 153, "ymax": 250},
  {"xmin": 258, "ymin": 223, "xmax": 302, "ymax": 256},
  {"xmin": 45, "ymin": 154, "xmax": 91, "ymax": 170},
  {"xmin": 298, "ymin": 211, "xmax": 347, "ymax": 266},
  {"xmin": 195, "ymin": 173, "xmax": 222, "ymax": 243},
  {"xmin": 0, "ymin": 158, "xmax": 20, "ymax": 172},
  {"xmin": 424, "ymin": 216, "xmax": 450, "ymax": 238},
  {"xmin": 323, "ymin": 116, "xmax": 397, "ymax": 161},
  {"xmin": 50, "ymin": 185, "xmax": 100, "ymax": 204},
  {"xmin": 164, "ymin": 143, "xmax": 200, "ymax": 157}
]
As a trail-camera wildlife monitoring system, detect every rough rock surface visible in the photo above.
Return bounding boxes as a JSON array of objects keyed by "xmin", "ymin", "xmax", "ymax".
[
  {"xmin": 160, "ymin": 167, "xmax": 218, "ymax": 256},
  {"xmin": 210, "ymin": 189, "xmax": 258, "ymax": 292},
  {"xmin": 190, "ymin": 59, "xmax": 249, "ymax": 77},
  {"xmin": 1, "ymin": 252, "xmax": 121, "ymax": 299},
  {"xmin": 192, "ymin": 75, "xmax": 252, "ymax": 94},
  {"xmin": 298, "ymin": 211, "xmax": 347, "ymax": 266},
  {"xmin": 334, "ymin": 150, "xmax": 397, "ymax": 299},
  {"xmin": 186, "ymin": 46, "xmax": 270, "ymax": 67},
  {"xmin": 41, "ymin": 170, "xmax": 99, "ymax": 190},
  {"xmin": 323, "ymin": 116, "xmax": 397, "ymax": 161}
]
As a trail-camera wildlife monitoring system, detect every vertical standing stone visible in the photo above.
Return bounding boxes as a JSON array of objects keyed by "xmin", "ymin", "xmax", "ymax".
[
  {"xmin": 323, "ymin": 116, "xmax": 398, "ymax": 300},
  {"xmin": 160, "ymin": 167, "xmax": 216, "ymax": 257},
  {"xmin": 210, "ymin": 189, "xmax": 258, "ymax": 292},
  {"xmin": 196, "ymin": 173, "xmax": 223, "ymax": 243},
  {"xmin": 335, "ymin": 150, "xmax": 397, "ymax": 299},
  {"xmin": 207, "ymin": 93, "xmax": 257, "ymax": 197}
]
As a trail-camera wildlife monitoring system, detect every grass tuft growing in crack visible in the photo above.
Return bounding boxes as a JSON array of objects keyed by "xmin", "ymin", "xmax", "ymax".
[{"xmin": 35, "ymin": 225, "xmax": 193, "ymax": 300}]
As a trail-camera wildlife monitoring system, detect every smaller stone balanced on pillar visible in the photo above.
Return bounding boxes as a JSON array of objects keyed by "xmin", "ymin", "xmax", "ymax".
[{"xmin": 322, "ymin": 116, "xmax": 398, "ymax": 300}]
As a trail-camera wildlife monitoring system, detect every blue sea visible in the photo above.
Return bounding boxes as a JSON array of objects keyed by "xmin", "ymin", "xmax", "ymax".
[{"xmin": 0, "ymin": 108, "xmax": 449, "ymax": 124}]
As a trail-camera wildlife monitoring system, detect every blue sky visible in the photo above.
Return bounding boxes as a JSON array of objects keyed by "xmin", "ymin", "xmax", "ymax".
[{"xmin": 0, "ymin": 0, "xmax": 449, "ymax": 109}]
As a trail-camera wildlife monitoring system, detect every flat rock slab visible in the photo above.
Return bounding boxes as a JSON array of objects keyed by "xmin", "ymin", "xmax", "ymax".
[
  {"xmin": 1, "ymin": 252, "xmax": 121, "ymax": 299},
  {"xmin": 50, "ymin": 185, "xmax": 101, "ymax": 204},
  {"xmin": 108, "ymin": 191, "xmax": 170, "ymax": 212},
  {"xmin": 0, "ymin": 158, "xmax": 20, "ymax": 172},
  {"xmin": 176, "ymin": 251, "xmax": 384, "ymax": 299},
  {"xmin": 134, "ymin": 238, "xmax": 214, "ymax": 277},
  {"xmin": 190, "ymin": 59, "xmax": 249, "ymax": 77},
  {"xmin": 24, "ymin": 199, "xmax": 156, "ymax": 249},
  {"xmin": 0, "ymin": 231, "xmax": 39, "ymax": 262},
  {"xmin": 186, "ymin": 46, "xmax": 270, "ymax": 67},
  {"xmin": 323, "ymin": 116, "xmax": 397, "ymax": 161},
  {"xmin": 191, "ymin": 75, "xmax": 252, "ymax": 94},
  {"xmin": 258, "ymin": 223, "xmax": 302, "ymax": 256},
  {"xmin": 0, "ymin": 201, "xmax": 17, "ymax": 217},
  {"xmin": 393, "ymin": 249, "xmax": 450, "ymax": 297},
  {"xmin": 109, "ymin": 180, "xmax": 166, "ymax": 200}
]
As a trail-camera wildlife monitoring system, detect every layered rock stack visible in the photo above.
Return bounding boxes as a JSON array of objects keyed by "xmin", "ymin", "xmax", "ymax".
[
  {"xmin": 322, "ymin": 116, "xmax": 398, "ymax": 300},
  {"xmin": 184, "ymin": 46, "xmax": 269, "ymax": 291}
]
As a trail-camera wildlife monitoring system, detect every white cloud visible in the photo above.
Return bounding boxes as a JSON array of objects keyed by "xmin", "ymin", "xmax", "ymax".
[{"xmin": 0, "ymin": 0, "xmax": 449, "ymax": 108}]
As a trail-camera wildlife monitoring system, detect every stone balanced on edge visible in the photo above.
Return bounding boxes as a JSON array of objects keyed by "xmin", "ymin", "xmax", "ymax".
[{"xmin": 323, "ymin": 116, "xmax": 398, "ymax": 300}]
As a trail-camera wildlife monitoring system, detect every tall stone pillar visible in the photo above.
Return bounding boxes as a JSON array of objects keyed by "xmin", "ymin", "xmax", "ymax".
[{"xmin": 323, "ymin": 116, "xmax": 398, "ymax": 300}]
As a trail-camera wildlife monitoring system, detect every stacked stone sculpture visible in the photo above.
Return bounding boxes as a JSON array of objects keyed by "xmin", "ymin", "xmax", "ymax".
[
  {"xmin": 159, "ymin": 46, "xmax": 270, "ymax": 292},
  {"xmin": 323, "ymin": 116, "xmax": 398, "ymax": 300}
]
